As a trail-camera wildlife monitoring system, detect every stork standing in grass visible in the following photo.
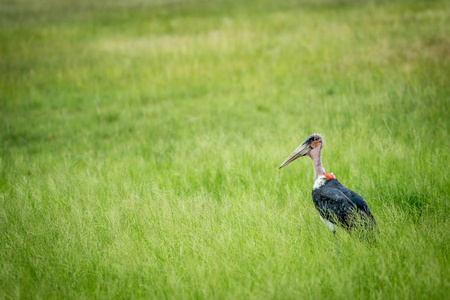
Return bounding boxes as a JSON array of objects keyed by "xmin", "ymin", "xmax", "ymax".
[{"xmin": 279, "ymin": 134, "xmax": 376, "ymax": 252}]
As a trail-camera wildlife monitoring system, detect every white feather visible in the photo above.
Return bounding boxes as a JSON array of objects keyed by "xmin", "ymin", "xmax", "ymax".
[
  {"xmin": 320, "ymin": 216, "xmax": 336, "ymax": 232},
  {"xmin": 313, "ymin": 175, "xmax": 328, "ymax": 190}
]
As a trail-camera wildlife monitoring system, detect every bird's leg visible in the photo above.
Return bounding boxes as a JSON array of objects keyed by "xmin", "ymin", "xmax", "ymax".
[{"xmin": 333, "ymin": 231, "xmax": 341, "ymax": 257}]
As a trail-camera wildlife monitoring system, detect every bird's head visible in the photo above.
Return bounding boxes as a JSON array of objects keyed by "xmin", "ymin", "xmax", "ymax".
[{"xmin": 279, "ymin": 133, "xmax": 323, "ymax": 169}]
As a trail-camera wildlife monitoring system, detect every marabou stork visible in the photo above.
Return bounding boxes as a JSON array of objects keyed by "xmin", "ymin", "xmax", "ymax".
[{"xmin": 279, "ymin": 134, "xmax": 376, "ymax": 251}]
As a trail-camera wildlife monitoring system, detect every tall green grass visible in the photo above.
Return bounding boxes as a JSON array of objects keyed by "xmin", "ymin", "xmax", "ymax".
[{"xmin": 1, "ymin": 0, "xmax": 449, "ymax": 298}]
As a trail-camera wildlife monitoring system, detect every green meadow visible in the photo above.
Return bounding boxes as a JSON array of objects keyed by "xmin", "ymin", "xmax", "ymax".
[{"xmin": 1, "ymin": 0, "xmax": 449, "ymax": 298}]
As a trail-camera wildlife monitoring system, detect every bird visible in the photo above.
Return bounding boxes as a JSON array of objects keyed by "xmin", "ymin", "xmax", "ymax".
[{"xmin": 279, "ymin": 133, "xmax": 376, "ymax": 251}]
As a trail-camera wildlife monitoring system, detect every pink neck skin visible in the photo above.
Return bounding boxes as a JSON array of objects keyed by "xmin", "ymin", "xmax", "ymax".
[{"xmin": 307, "ymin": 146, "xmax": 325, "ymax": 181}]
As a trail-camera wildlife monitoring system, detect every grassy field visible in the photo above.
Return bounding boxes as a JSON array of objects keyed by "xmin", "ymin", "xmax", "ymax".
[{"xmin": 1, "ymin": 0, "xmax": 449, "ymax": 298}]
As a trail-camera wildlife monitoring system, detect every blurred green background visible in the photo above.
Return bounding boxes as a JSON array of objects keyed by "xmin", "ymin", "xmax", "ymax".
[{"xmin": 1, "ymin": 0, "xmax": 449, "ymax": 298}]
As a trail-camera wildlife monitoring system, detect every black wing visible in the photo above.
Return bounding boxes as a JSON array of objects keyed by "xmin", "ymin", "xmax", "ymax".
[
  {"xmin": 341, "ymin": 187, "xmax": 376, "ymax": 224},
  {"xmin": 329, "ymin": 179, "xmax": 376, "ymax": 225},
  {"xmin": 311, "ymin": 185, "xmax": 356, "ymax": 229}
]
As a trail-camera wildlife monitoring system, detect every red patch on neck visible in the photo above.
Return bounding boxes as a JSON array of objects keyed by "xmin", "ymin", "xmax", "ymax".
[{"xmin": 324, "ymin": 173, "xmax": 335, "ymax": 179}]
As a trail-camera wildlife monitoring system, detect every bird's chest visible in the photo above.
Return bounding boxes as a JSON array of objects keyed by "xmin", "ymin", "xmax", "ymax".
[{"xmin": 313, "ymin": 176, "xmax": 328, "ymax": 190}]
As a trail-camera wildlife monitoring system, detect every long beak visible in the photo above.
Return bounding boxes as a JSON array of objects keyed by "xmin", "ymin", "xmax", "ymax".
[{"xmin": 279, "ymin": 142, "xmax": 311, "ymax": 169}]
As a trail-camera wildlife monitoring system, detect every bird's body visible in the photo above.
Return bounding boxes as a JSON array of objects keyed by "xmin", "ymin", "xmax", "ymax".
[
  {"xmin": 279, "ymin": 134, "xmax": 376, "ymax": 237},
  {"xmin": 312, "ymin": 176, "xmax": 376, "ymax": 233}
]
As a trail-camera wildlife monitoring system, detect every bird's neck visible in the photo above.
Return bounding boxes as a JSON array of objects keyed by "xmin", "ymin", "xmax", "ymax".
[{"xmin": 309, "ymin": 147, "xmax": 325, "ymax": 181}]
